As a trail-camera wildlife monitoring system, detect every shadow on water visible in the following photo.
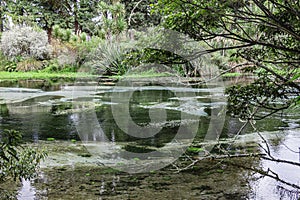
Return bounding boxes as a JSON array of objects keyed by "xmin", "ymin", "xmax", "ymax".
[{"xmin": 0, "ymin": 79, "xmax": 68, "ymax": 91}]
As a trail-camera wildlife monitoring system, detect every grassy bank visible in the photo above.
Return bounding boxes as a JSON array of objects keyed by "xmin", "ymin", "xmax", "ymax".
[
  {"xmin": 221, "ymin": 72, "xmax": 243, "ymax": 78},
  {"xmin": 112, "ymin": 71, "xmax": 173, "ymax": 79},
  {"xmin": 0, "ymin": 71, "xmax": 96, "ymax": 80}
]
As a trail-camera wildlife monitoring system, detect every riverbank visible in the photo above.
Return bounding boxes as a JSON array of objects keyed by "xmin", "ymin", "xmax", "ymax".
[
  {"xmin": 0, "ymin": 71, "xmax": 96, "ymax": 80},
  {"xmin": 0, "ymin": 71, "xmax": 249, "ymax": 81}
]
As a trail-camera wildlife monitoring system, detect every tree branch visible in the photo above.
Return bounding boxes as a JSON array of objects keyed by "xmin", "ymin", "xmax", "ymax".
[{"xmin": 128, "ymin": 0, "xmax": 144, "ymax": 26}]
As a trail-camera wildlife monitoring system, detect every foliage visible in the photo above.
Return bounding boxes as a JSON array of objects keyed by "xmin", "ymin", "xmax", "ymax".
[
  {"xmin": 0, "ymin": 51, "xmax": 17, "ymax": 72},
  {"xmin": 75, "ymin": 36, "xmax": 103, "ymax": 68},
  {"xmin": 154, "ymin": 0, "xmax": 300, "ymax": 120},
  {"xmin": 0, "ymin": 71, "xmax": 96, "ymax": 80},
  {"xmin": 97, "ymin": 1, "xmax": 128, "ymax": 38},
  {"xmin": 1, "ymin": 0, "xmax": 128, "ymax": 39},
  {"xmin": 0, "ymin": 1, "xmax": 131, "ymax": 74},
  {"xmin": 53, "ymin": 25, "xmax": 73, "ymax": 42},
  {"xmin": 84, "ymin": 26, "xmax": 208, "ymax": 76},
  {"xmin": 121, "ymin": 0, "xmax": 161, "ymax": 29},
  {"xmin": 85, "ymin": 39, "xmax": 130, "ymax": 75},
  {"xmin": 0, "ymin": 26, "xmax": 51, "ymax": 60},
  {"xmin": 122, "ymin": 48, "xmax": 190, "ymax": 76},
  {"xmin": 0, "ymin": 129, "xmax": 47, "ymax": 182},
  {"xmin": 49, "ymin": 39, "xmax": 79, "ymax": 71},
  {"xmin": 52, "ymin": 25, "xmax": 89, "ymax": 44},
  {"xmin": 186, "ymin": 147, "xmax": 204, "ymax": 154},
  {"xmin": 120, "ymin": 27, "xmax": 209, "ymax": 76},
  {"xmin": 16, "ymin": 58, "xmax": 45, "ymax": 72}
]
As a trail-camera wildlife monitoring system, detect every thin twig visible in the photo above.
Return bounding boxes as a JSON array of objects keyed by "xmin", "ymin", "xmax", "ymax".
[{"xmin": 128, "ymin": 0, "xmax": 144, "ymax": 26}]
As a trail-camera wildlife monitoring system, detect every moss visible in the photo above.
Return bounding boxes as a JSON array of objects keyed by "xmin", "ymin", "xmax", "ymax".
[
  {"xmin": 186, "ymin": 147, "xmax": 204, "ymax": 154},
  {"xmin": 47, "ymin": 137, "xmax": 55, "ymax": 141}
]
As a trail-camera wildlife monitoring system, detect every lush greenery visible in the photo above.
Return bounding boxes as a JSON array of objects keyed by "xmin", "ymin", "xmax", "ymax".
[
  {"xmin": 0, "ymin": 0, "xmax": 130, "ymax": 75},
  {"xmin": 0, "ymin": 71, "xmax": 96, "ymax": 80},
  {"xmin": 154, "ymin": 0, "xmax": 300, "ymax": 120},
  {"xmin": 0, "ymin": 130, "xmax": 46, "ymax": 198},
  {"xmin": 0, "ymin": 0, "xmax": 300, "ymax": 196},
  {"xmin": 0, "ymin": 129, "xmax": 46, "ymax": 198},
  {"xmin": 0, "ymin": 0, "xmax": 298, "ymax": 132}
]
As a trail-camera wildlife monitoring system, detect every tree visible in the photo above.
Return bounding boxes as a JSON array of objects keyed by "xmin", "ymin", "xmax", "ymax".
[
  {"xmin": 63, "ymin": 0, "xmax": 102, "ymax": 36},
  {"xmin": 2, "ymin": 0, "xmax": 128, "ymax": 40},
  {"xmin": 94, "ymin": 1, "xmax": 127, "ymax": 39},
  {"xmin": 2, "ymin": 0, "xmax": 67, "ymax": 42},
  {"xmin": 0, "ymin": 0, "xmax": 30, "ymax": 32},
  {"xmin": 0, "ymin": 0, "xmax": 4, "ymax": 32},
  {"xmin": 154, "ymin": 0, "xmax": 300, "ymax": 120},
  {"xmin": 121, "ymin": 0, "xmax": 161, "ymax": 30}
]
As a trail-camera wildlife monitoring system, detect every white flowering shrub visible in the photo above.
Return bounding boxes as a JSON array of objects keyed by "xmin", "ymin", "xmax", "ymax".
[{"xmin": 0, "ymin": 26, "xmax": 51, "ymax": 60}]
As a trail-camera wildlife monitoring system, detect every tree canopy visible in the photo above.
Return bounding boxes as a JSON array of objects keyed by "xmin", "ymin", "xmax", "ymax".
[
  {"xmin": 154, "ymin": 0, "xmax": 300, "ymax": 120},
  {"xmin": 121, "ymin": 0, "xmax": 161, "ymax": 29}
]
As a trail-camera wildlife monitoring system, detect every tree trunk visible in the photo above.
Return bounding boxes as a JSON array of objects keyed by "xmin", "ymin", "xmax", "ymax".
[
  {"xmin": 74, "ymin": 17, "xmax": 79, "ymax": 35},
  {"xmin": 0, "ymin": 17, "xmax": 3, "ymax": 32},
  {"xmin": 47, "ymin": 26, "xmax": 52, "ymax": 43},
  {"xmin": 0, "ymin": 0, "xmax": 4, "ymax": 32}
]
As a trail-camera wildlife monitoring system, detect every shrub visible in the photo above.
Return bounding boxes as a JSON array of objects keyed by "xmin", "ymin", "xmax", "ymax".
[
  {"xmin": 0, "ymin": 129, "xmax": 47, "ymax": 198},
  {"xmin": 85, "ymin": 40, "xmax": 129, "ymax": 75},
  {"xmin": 76, "ymin": 36, "xmax": 102, "ymax": 65},
  {"xmin": 53, "ymin": 25, "xmax": 61, "ymax": 38},
  {"xmin": 0, "ymin": 26, "xmax": 51, "ymax": 60},
  {"xmin": 52, "ymin": 25, "xmax": 77, "ymax": 42},
  {"xmin": 16, "ymin": 58, "xmax": 44, "ymax": 72},
  {"xmin": 42, "ymin": 60, "xmax": 60, "ymax": 72},
  {"xmin": 0, "ymin": 129, "xmax": 47, "ymax": 182},
  {"xmin": 64, "ymin": 29, "xmax": 72, "ymax": 42},
  {"xmin": 80, "ymin": 32, "xmax": 87, "ymax": 42},
  {"xmin": 0, "ymin": 51, "xmax": 17, "ymax": 72}
]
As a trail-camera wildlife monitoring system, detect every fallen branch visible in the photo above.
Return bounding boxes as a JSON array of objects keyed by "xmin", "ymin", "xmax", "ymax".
[
  {"xmin": 173, "ymin": 153, "xmax": 265, "ymax": 173},
  {"xmin": 194, "ymin": 153, "xmax": 266, "ymax": 160},
  {"xmin": 261, "ymin": 156, "xmax": 300, "ymax": 167}
]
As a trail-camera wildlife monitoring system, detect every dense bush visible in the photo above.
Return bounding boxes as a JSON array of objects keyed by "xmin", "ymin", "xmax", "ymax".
[
  {"xmin": 16, "ymin": 58, "xmax": 45, "ymax": 72},
  {"xmin": 84, "ymin": 39, "xmax": 130, "ymax": 75},
  {"xmin": 0, "ymin": 26, "xmax": 51, "ymax": 60},
  {"xmin": 0, "ymin": 129, "xmax": 46, "ymax": 182}
]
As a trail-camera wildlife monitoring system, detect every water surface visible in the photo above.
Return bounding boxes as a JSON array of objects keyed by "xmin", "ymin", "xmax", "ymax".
[{"xmin": 0, "ymin": 78, "xmax": 299, "ymax": 199}]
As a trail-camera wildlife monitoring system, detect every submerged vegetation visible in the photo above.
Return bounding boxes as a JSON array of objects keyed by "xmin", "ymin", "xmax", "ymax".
[
  {"xmin": 0, "ymin": 0, "xmax": 299, "ymax": 199},
  {"xmin": 0, "ymin": 129, "xmax": 46, "ymax": 198}
]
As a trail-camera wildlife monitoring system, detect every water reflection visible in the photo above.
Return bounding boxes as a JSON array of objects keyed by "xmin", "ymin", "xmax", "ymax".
[
  {"xmin": 249, "ymin": 128, "xmax": 300, "ymax": 199},
  {"xmin": 0, "ymin": 83, "xmax": 299, "ymax": 199},
  {"xmin": 17, "ymin": 179, "xmax": 36, "ymax": 200},
  {"xmin": 0, "ymin": 79, "xmax": 70, "ymax": 91}
]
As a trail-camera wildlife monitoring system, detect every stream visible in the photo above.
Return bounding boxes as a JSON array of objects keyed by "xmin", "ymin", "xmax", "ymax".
[{"xmin": 0, "ymin": 77, "xmax": 300, "ymax": 199}]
